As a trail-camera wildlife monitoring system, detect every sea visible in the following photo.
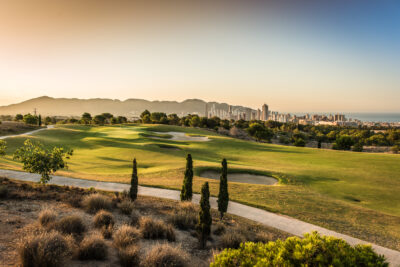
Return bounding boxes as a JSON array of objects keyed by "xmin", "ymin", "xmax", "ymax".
[
  {"xmin": 344, "ymin": 113, "xmax": 400, "ymax": 123},
  {"xmin": 294, "ymin": 113, "xmax": 400, "ymax": 123}
]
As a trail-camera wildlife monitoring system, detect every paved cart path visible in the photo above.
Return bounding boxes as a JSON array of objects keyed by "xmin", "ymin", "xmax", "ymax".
[
  {"xmin": 0, "ymin": 169, "xmax": 399, "ymax": 266},
  {"xmin": 0, "ymin": 125, "xmax": 54, "ymax": 140},
  {"xmin": 0, "ymin": 127, "xmax": 399, "ymax": 265}
]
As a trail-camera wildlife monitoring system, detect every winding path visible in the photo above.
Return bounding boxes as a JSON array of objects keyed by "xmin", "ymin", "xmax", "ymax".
[
  {"xmin": 0, "ymin": 128, "xmax": 399, "ymax": 265},
  {"xmin": 0, "ymin": 125, "xmax": 54, "ymax": 140}
]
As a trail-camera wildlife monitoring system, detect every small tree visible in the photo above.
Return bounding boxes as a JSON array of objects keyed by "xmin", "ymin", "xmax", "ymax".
[
  {"xmin": 0, "ymin": 140, "xmax": 6, "ymax": 156},
  {"xmin": 38, "ymin": 115, "xmax": 42, "ymax": 126},
  {"xmin": 129, "ymin": 158, "xmax": 138, "ymax": 201},
  {"xmin": 217, "ymin": 159, "xmax": 229, "ymax": 219},
  {"xmin": 81, "ymin": 112, "xmax": 92, "ymax": 125},
  {"xmin": 180, "ymin": 154, "xmax": 193, "ymax": 201},
  {"xmin": 197, "ymin": 182, "xmax": 211, "ymax": 248},
  {"xmin": 15, "ymin": 114, "xmax": 23, "ymax": 121},
  {"xmin": 13, "ymin": 139, "xmax": 73, "ymax": 184}
]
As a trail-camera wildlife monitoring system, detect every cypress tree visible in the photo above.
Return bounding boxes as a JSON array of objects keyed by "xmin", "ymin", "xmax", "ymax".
[
  {"xmin": 197, "ymin": 182, "xmax": 211, "ymax": 248},
  {"xmin": 38, "ymin": 115, "xmax": 42, "ymax": 126},
  {"xmin": 318, "ymin": 140, "xmax": 322, "ymax": 149},
  {"xmin": 129, "ymin": 158, "xmax": 138, "ymax": 201},
  {"xmin": 180, "ymin": 154, "xmax": 193, "ymax": 201},
  {"xmin": 217, "ymin": 159, "xmax": 229, "ymax": 219}
]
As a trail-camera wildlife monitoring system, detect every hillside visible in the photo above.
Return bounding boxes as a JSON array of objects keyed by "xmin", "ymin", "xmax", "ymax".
[{"xmin": 0, "ymin": 96, "xmax": 254, "ymax": 117}]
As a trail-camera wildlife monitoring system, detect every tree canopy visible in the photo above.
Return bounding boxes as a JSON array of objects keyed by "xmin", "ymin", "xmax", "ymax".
[{"xmin": 13, "ymin": 140, "xmax": 73, "ymax": 184}]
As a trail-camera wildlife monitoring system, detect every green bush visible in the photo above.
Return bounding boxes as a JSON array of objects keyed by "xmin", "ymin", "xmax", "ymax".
[{"xmin": 211, "ymin": 232, "xmax": 388, "ymax": 267}]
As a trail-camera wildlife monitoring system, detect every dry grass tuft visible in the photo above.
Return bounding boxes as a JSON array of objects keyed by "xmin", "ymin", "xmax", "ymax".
[
  {"xmin": 82, "ymin": 193, "xmax": 112, "ymax": 213},
  {"xmin": 118, "ymin": 245, "xmax": 141, "ymax": 267},
  {"xmin": 142, "ymin": 243, "xmax": 189, "ymax": 267},
  {"xmin": 119, "ymin": 199, "xmax": 135, "ymax": 215},
  {"xmin": 212, "ymin": 222, "xmax": 226, "ymax": 236},
  {"xmin": 101, "ymin": 225, "xmax": 114, "ymax": 239},
  {"xmin": 78, "ymin": 234, "xmax": 108, "ymax": 261},
  {"xmin": 38, "ymin": 208, "xmax": 57, "ymax": 228},
  {"xmin": 93, "ymin": 210, "xmax": 115, "ymax": 229},
  {"xmin": 113, "ymin": 225, "xmax": 141, "ymax": 248},
  {"xmin": 169, "ymin": 210, "xmax": 197, "ymax": 230},
  {"xmin": 140, "ymin": 217, "xmax": 176, "ymax": 242},
  {"xmin": 130, "ymin": 210, "xmax": 141, "ymax": 226},
  {"xmin": 19, "ymin": 231, "xmax": 71, "ymax": 267},
  {"xmin": 0, "ymin": 185, "xmax": 8, "ymax": 198},
  {"xmin": 56, "ymin": 215, "xmax": 86, "ymax": 236},
  {"xmin": 218, "ymin": 231, "xmax": 246, "ymax": 249}
]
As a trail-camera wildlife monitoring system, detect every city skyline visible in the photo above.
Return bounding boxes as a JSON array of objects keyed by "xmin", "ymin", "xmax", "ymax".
[{"xmin": 0, "ymin": 1, "xmax": 399, "ymax": 112}]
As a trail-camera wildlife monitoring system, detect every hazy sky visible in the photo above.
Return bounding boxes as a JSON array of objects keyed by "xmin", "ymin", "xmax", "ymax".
[{"xmin": 0, "ymin": 1, "xmax": 399, "ymax": 112}]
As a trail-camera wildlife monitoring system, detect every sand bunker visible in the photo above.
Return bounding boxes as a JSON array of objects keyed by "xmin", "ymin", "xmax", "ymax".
[
  {"xmin": 153, "ymin": 131, "xmax": 210, "ymax": 142},
  {"xmin": 200, "ymin": 170, "xmax": 278, "ymax": 185}
]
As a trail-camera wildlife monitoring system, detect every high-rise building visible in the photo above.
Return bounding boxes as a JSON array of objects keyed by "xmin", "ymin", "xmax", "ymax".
[{"xmin": 262, "ymin": 104, "xmax": 268, "ymax": 121}]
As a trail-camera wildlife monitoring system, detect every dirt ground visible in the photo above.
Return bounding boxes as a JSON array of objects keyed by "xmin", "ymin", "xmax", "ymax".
[{"xmin": 0, "ymin": 178, "xmax": 289, "ymax": 267}]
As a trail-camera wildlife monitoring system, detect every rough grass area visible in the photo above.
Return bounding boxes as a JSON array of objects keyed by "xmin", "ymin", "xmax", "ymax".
[
  {"xmin": 0, "ymin": 178, "xmax": 290, "ymax": 266},
  {"xmin": 0, "ymin": 124, "xmax": 399, "ymax": 250},
  {"xmin": 0, "ymin": 121, "xmax": 41, "ymax": 137}
]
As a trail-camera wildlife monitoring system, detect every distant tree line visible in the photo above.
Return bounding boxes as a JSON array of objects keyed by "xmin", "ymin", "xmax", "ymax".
[{"xmin": 6, "ymin": 110, "xmax": 399, "ymax": 152}]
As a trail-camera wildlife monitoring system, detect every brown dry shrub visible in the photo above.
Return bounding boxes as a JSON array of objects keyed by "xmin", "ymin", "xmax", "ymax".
[
  {"xmin": 19, "ymin": 231, "xmax": 71, "ymax": 267},
  {"xmin": 118, "ymin": 245, "xmax": 141, "ymax": 267},
  {"xmin": 130, "ymin": 210, "xmax": 140, "ymax": 226},
  {"xmin": 140, "ymin": 217, "xmax": 175, "ymax": 242},
  {"xmin": 168, "ymin": 211, "xmax": 197, "ymax": 230},
  {"xmin": 81, "ymin": 193, "xmax": 112, "ymax": 213},
  {"xmin": 93, "ymin": 210, "xmax": 115, "ymax": 228},
  {"xmin": 56, "ymin": 215, "xmax": 86, "ymax": 236},
  {"xmin": 252, "ymin": 231, "xmax": 274, "ymax": 243},
  {"xmin": 218, "ymin": 231, "xmax": 246, "ymax": 249},
  {"xmin": 212, "ymin": 222, "xmax": 226, "ymax": 236},
  {"xmin": 38, "ymin": 208, "xmax": 57, "ymax": 228},
  {"xmin": 101, "ymin": 225, "xmax": 113, "ymax": 239},
  {"xmin": 113, "ymin": 225, "xmax": 141, "ymax": 248},
  {"xmin": 78, "ymin": 234, "xmax": 108, "ymax": 261},
  {"xmin": 119, "ymin": 199, "xmax": 135, "ymax": 215},
  {"xmin": 141, "ymin": 243, "xmax": 189, "ymax": 267}
]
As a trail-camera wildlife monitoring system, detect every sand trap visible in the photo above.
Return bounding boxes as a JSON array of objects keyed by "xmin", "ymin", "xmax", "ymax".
[
  {"xmin": 200, "ymin": 170, "xmax": 278, "ymax": 185},
  {"xmin": 153, "ymin": 131, "xmax": 210, "ymax": 142}
]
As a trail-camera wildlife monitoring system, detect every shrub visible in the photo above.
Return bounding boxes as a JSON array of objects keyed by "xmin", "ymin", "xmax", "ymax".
[
  {"xmin": 293, "ymin": 137, "xmax": 306, "ymax": 147},
  {"xmin": 93, "ymin": 210, "xmax": 115, "ymax": 228},
  {"xmin": 19, "ymin": 231, "xmax": 71, "ymax": 267},
  {"xmin": 118, "ymin": 245, "xmax": 141, "ymax": 267},
  {"xmin": 113, "ymin": 225, "xmax": 141, "ymax": 248},
  {"xmin": 142, "ymin": 243, "xmax": 189, "ymax": 267},
  {"xmin": 101, "ymin": 225, "xmax": 113, "ymax": 239},
  {"xmin": 211, "ymin": 232, "xmax": 388, "ymax": 266},
  {"xmin": 0, "ymin": 185, "xmax": 8, "ymax": 198},
  {"xmin": 130, "ymin": 210, "xmax": 140, "ymax": 226},
  {"xmin": 218, "ymin": 231, "xmax": 246, "ymax": 249},
  {"xmin": 78, "ymin": 234, "xmax": 108, "ymax": 261},
  {"xmin": 252, "ymin": 231, "xmax": 273, "ymax": 243},
  {"xmin": 81, "ymin": 193, "xmax": 112, "ymax": 213},
  {"xmin": 140, "ymin": 217, "xmax": 175, "ymax": 242},
  {"xmin": 119, "ymin": 199, "xmax": 135, "ymax": 215},
  {"xmin": 169, "ymin": 211, "xmax": 197, "ymax": 230},
  {"xmin": 38, "ymin": 208, "xmax": 57, "ymax": 228},
  {"xmin": 56, "ymin": 215, "xmax": 86, "ymax": 236},
  {"xmin": 212, "ymin": 222, "xmax": 226, "ymax": 236}
]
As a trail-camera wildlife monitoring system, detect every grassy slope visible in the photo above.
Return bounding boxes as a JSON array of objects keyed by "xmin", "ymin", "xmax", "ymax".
[{"xmin": 1, "ymin": 124, "xmax": 399, "ymax": 250}]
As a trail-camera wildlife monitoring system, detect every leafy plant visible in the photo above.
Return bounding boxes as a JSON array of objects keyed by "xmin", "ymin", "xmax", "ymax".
[
  {"xmin": 211, "ymin": 231, "xmax": 388, "ymax": 266},
  {"xmin": 13, "ymin": 139, "xmax": 73, "ymax": 184}
]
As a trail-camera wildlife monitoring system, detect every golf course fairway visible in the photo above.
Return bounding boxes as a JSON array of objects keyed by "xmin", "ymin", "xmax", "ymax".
[{"xmin": 0, "ymin": 124, "xmax": 399, "ymax": 250}]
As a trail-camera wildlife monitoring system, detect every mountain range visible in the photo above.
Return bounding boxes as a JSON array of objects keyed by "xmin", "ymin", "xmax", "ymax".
[{"xmin": 0, "ymin": 96, "xmax": 254, "ymax": 117}]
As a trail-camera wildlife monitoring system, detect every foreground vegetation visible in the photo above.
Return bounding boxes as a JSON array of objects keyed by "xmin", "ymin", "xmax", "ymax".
[
  {"xmin": 0, "ymin": 177, "xmax": 289, "ymax": 266},
  {"xmin": 0, "ymin": 124, "xmax": 399, "ymax": 250},
  {"xmin": 0, "ymin": 178, "xmax": 388, "ymax": 266}
]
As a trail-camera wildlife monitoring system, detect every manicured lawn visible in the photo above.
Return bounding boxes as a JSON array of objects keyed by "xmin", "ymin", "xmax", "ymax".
[{"xmin": 1, "ymin": 124, "xmax": 399, "ymax": 250}]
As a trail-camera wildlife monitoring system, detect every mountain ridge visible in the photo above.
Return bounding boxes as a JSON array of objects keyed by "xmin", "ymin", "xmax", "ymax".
[{"xmin": 0, "ymin": 96, "xmax": 254, "ymax": 117}]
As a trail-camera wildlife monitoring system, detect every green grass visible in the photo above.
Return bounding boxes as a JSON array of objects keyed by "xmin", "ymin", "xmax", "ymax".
[{"xmin": 1, "ymin": 124, "xmax": 399, "ymax": 250}]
